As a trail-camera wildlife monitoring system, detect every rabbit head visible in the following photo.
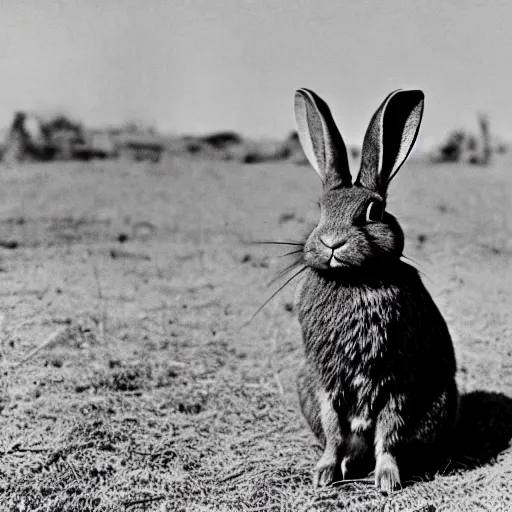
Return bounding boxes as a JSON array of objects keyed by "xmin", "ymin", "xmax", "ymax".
[{"xmin": 294, "ymin": 88, "xmax": 424, "ymax": 272}]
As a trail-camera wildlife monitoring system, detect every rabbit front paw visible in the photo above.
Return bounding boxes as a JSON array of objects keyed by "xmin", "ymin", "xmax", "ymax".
[
  {"xmin": 313, "ymin": 455, "xmax": 338, "ymax": 487},
  {"xmin": 375, "ymin": 453, "xmax": 401, "ymax": 495}
]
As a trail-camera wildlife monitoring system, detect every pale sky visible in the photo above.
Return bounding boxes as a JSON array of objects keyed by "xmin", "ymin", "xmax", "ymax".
[{"xmin": 2, "ymin": 0, "xmax": 512, "ymax": 147}]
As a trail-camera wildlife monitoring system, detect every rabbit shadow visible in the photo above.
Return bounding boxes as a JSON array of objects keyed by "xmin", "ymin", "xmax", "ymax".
[
  {"xmin": 446, "ymin": 390, "xmax": 512, "ymax": 471},
  {"xmin": 401, "ymin": 390, "xmax": 512, "ymax": 485}
]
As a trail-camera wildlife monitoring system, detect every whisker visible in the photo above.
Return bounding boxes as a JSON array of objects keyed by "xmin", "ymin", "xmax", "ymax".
[
  {"xmin": 401, "ymin": 254, "xmax": 431, "ymax": 281},
  {"xmin": 401, "ymin": 254, "xmax": 423, "ymax": 268},
  {"xmin": 249, "ymin": 240, "xmax": 304, "ymax": 247},
  {"xmin": 278, "ymin": 249, "xmax": 304, "ymax": 258},
  {"xmin": 246, "ymin": 266, "xmax": 308, "ymax": 323},
  {"xmin": 267, "ymin": 259, "xmax": 304, "ymax": 287}
]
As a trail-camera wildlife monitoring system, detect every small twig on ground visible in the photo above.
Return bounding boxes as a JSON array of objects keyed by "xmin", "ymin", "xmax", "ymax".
[
  {"xmin": 123, "ymin": 495, "xmax": 165, "ymax": 509},
  {"xmin": 441, "ymin": 459, "xmax": 454, "ymax": 476},
  {"xmin": 67, "ymin": 460, "xmax": 81, "ymax": 482},
  {"xmin": 110, "ymin": 248, "xmax": 151, "ymax": 261},
  {"xmin": 0, "ymin": 446, "xmax": 49, "ymax": 456},
  {"xmin": 274, "ymin": 373, "xmax": 284, "ymax": 396},
  {"xmin": 219, "ymin": 469, "xmax": 245, "ymax": 483},
  {"xmin": 13, "ymin": 326, "xmax": 73, "ymax": 368},
  {"xmin": 130, "ymin": 450, "xmax": 155, "ymax": 457},
  {"xmin": 14, "ymin": 447, "xmax": 49, "ymax": 453},
  {"xmin": 92, "ymin": 262, "xmax": 104, "ymax": 299},
  {"xmin": 331, "ymin": 477, "xmax": 375, "ymax": 486},
  {"xmin": 92, "ymin": 262, "xmax": 107, "ymax": 338}
]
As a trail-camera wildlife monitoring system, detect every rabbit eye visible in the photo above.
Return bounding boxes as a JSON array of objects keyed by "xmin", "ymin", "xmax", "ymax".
[{"xmin": 366, "ymin": 201, "xmax": 384, "ymax": 222}]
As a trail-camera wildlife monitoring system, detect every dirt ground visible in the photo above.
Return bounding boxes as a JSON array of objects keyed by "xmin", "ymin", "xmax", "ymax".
[{"xmin": 0, "ymin": 155, "xmax": 511, "ymax": 511}]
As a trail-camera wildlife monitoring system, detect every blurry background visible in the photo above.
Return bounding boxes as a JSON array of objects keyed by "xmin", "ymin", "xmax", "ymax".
[{"xmin": 2, "ymin": 0, "xmax": 512, "ymax": 153}]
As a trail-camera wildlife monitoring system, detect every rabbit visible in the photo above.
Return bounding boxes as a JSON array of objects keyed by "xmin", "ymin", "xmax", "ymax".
[{"xmin": 292, "ymin": 88, "xmax": 458, "ymax": 494}]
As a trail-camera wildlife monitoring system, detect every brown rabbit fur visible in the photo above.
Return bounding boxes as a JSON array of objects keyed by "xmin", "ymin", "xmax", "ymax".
[{"xmin": 292, "ymin": 88, "xmax": 458, "ymax": 494}]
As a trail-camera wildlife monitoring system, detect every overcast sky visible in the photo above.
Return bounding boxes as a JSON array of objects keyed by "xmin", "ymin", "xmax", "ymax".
[{"xmin": 2, "ymin": 1, "xmax": 512, "ymax": 147}]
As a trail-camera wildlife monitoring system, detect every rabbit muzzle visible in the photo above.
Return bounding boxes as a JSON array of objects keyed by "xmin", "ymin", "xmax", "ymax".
[
  {"xmin": 304, "ymin": 227, "xmax": 369, "ymax": 270},
  {"xmin": 319, "ymin": 236, "xmax": 349, "ymax": 268}
]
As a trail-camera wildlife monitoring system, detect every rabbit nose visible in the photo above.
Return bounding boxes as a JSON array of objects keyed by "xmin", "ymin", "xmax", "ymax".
[{"xmin": 320, "ymin": 235, "xmax": 346, "ymax": 250}]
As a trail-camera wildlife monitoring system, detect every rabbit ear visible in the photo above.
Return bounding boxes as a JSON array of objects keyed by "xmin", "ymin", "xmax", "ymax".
[
  {"xmin": 356, "ymin": 90, "xmax": 424, "ymax": 194},
  {"xmin": 294, "ymin": 89, "xmax": 352, "ymax": 188}
]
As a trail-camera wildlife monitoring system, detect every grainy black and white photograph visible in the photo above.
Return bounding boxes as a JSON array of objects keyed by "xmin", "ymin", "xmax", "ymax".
[{"xmin": 1, "ymin": 1, "xmax": 511, "ymax": 511}]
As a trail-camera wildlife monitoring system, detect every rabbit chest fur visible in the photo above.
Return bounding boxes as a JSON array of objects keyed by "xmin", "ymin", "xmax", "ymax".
[{"xmin": 295, "ymin": 264, "xmax": 456, "ymax": 419}]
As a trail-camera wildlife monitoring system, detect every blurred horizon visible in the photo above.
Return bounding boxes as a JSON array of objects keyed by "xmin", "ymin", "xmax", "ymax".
[{"xmin": 2, "ymin": 1, "xmax": 512, "ymax": 149}]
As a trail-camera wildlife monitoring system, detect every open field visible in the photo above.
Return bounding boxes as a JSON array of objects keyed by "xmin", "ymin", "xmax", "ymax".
[{"xmin": 0, "ymin": 155, "xmax": 511, "ymax": 511}]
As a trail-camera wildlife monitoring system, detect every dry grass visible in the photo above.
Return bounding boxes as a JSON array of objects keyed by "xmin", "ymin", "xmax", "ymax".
[{"xmin": 0, "ymin": 156, "xmax": 510, "ymax": 511}]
